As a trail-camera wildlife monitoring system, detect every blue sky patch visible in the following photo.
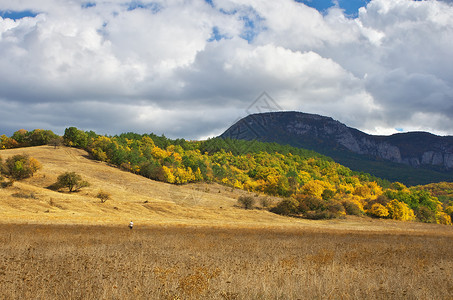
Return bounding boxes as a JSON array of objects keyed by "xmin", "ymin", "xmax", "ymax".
[
  {"xmin": 296, "ymin": 0, "xmax": 370, "ymax": 17},
  {"xmin": 127, "ymin": 1, "xmax": 162, "ymax": 13},
  {"xmin": 81, "ymin": 2, "xmax": 96, "ymax": 9},
  {"xmin": 208, "ymin": 26, "xmax": 229, "ymax": 42},
  {"xmin": 239, "ymin": 10, "xmax": 265, "ymax": 42},
  {"xmin": 0, "ymin": 10, "xmax": 38, "ymax": 20},
  {"xmin": 204, "ymin": 0, "xmax": 214, "ymax": 8}
]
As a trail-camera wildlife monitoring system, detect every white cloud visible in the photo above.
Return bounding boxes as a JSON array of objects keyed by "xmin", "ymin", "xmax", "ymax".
[{"xmin": 0, "ymin": 0, "xmax": 453, "ymax": 139}]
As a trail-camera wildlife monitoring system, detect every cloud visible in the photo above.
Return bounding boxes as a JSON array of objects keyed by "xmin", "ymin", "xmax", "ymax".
[{"xmin": 0, "ymin": 0, "xmax": 453, "ymax": 139}]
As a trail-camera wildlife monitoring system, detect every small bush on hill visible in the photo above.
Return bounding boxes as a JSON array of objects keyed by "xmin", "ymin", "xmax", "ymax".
[
  {"xmin": 259, "ymin": 197, "xmax": 271, "ymax": 209},
  {"xmin": 238, "ymin": 195, "xmax": 255, "ymax": 209},
  {"xmin": 96, "ymin": 190, "xmax": 111, "ymax": 203},
  {"xmin": 270, "ymin": 198, "xmax": 299, "ymax": 216}
]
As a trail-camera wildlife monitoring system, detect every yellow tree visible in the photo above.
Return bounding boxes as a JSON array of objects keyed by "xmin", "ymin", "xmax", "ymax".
[
  {"xmin": 386, "ymin": 200, "xmax": 415, "ymax": 221},
  {"xmin": 162, "ymin": 166, "xmax": 175, "ymax": 183},
  {"xmin": 435, "ymin": 212, "xmax": 452, "ymax": 225},
  {"xmin": 301, "ymin": 180, "xmax": 333, "ymax": 199},
  {"xmin": 368, "ymin": 203, "xmax": 389, "ymax": 218}
]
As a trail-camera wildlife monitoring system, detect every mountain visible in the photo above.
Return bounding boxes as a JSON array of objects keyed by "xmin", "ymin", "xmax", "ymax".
[{"xmin": 220, "ymin": 111, "xmax": 453, "ymax": 185}]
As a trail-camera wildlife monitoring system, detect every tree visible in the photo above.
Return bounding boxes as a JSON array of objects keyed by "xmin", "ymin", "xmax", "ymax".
[
  {"xmin": 29, "ymin": 129, "xmax": 59, "ymax": 146},
  {"xmin": 96, "ymin": 190, "xmax": 111, "ymax": 203},
  {"xmin": 435, "ymin": 212, "xmax": 452, "ymax": 225},
  {"xmin": 48, "ymin": 136, "xmax": 63, "ymax": 149},
  {"xmin": 63, "ymin": 127, "xmax": 88, "ymax": 148},
  {"xmin": 3, "ymin": 154, "xmax": 41, "ymax": 180},
  {"xmin": 55, "ymin": 172, "xmax": 90, "ymax": 192},
  {"xmin": 11, "ymin": 129, "xmax": 29, "ymax": 145},
  {"xmin": 368, "ymin": 203, "xmax": 389, "ymax": 218},
  {"xmin": 386, "ymin": 199, "xmax": 415, "ymax": 221}
]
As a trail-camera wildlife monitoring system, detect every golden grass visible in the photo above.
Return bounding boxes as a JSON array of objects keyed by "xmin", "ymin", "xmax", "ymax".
[
  {"xmin": 0, "ymin": 224, "xmax": 452, "ymax": 299},
  {"xmin": 1, "ymin": 146, "xmax": 453, "ymax": 299}
]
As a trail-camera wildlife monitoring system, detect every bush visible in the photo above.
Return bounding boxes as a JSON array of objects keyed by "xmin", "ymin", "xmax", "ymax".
[
  {"xmin": 415, "ymin": 206, "xmax": 436, "ymax": 223},
  {"xmin": 435, "ymin": 212, "xmax": 452, "ymax": 225},
  {"xmin": 445, "ymin": 206, "xmax": 453, "ymax": 221},
  {"xmin": 297, "ymin": 196, "xmax": 324, "ymax": 213},
  {"xmin": 343, "ymin": 200, "xmax": 363, "ymax": 216},
  {"xmin": 238, "ymin": 195, "xmax": 255, "ymax": 209},
  {"xmin": 55, "ymin": 172, "xmax": 90, "ymax": 192},
  {"xmin": 1, "ymin": 180, "xmax": 14, "ymax": 188},
  {"xmin": 270, "ymin": 198, "xmax": 298, "ymax": 216},
  {"xmin": 96, "ymin": 190, "xmax": 111, "ymax": 203},
  {"xmin": 386, "ymin": 200, "xmax": 415, "ymax": 221},
  {"xmin": 367, "ymin": 203, "xmax": 389, "ymax": 218},
  {"xmin": 260, "ymin": 197, "xmax": 271, "ymax": 209},
  {"xmin": 304, "ymin": 210, "xmax": 338, "ymax": 220},
  {"xmin": 3, "ymin": 154, "xmax": 41, "ymax": 180}
]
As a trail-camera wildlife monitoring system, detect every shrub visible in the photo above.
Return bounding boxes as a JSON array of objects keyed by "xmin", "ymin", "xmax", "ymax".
[
  {"xmin": 55, "ymin": 172, "xmax": 90, "ymax": 192},
  {"xmin": 386, "ymin": 200, "xmax": 415, "ymax": 221},
  {"xmin": 368, "ymin": 203, "xmax": 389, "ymax": 218},
  {"xmin": 297, "ymin": 196, "xmax": 324, "ymax": 213},
  {"xmin": 342, "ymin": 200, "xmax": 363, "ymax": 216},
  {"xmin": 270, "ymin": 198, "xmax": 298, "ymax": 216},
  {"xmin": 415, "ymin": 206, "xmax": 436, "ymax": 223},
  {"xmin": 445, "ymin": 206, "xmax": 453, "ymax": 221},
  {"xmin": 238, "ymin": 195, "xmax": 255, "ymax": 209},
  {"xmin": 3, "ymin": 154, "xmax": 41, "ymax": 180},
  {"xmin": 96, "ymin": 190, "xmax": 111, "ymax": 203},
  {"xmin": 304, "ymin": 210, "xmax": 338, "ymax": 220},
  {"xmin": 435, "ymin": 212, "xmax": 452, "ymax": 225},
  {"xmin": 1, "ymin": 180, "xmax": 14, "ymax": 188},
  {"xmin": 260, "ymin": 197, "xmax": 271, "ymax": 209}
]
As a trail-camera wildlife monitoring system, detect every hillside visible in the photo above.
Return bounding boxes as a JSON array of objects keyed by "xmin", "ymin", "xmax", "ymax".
[
  {"xmin": 220, "ymin": 111, "xmax": 453, "ymax": 185},
  {"xmin": 0, "ymin": 145, "xmax": 450, "ymax": 232},
  {"xmin": 0, "ymin": 145, "xmax": 288, "ymax": 226}
]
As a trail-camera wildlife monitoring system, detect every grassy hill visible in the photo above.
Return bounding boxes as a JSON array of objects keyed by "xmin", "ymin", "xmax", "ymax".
[
  {"xmin": 0, "ymin": 145, "xmax": 287, "ymax": 226},
  {"xmin": 0, "ymin": 145, "xmax": 450, "ymax": 233}
]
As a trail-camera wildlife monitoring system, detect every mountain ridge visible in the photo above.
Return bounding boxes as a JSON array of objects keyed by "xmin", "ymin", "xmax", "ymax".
[{"xmin": 220, "ymin": 111, "xmax": 453, "ymax": 184}]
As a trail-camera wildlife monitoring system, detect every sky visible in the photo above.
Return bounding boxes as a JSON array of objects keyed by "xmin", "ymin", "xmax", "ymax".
[{"xmin": 1, "ymin": 0, "xmax": 453, "ymax": 139}]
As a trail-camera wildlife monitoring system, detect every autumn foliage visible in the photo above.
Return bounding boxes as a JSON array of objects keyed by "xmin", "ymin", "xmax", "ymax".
[{"xmin": 1, "ymin": 127, "xmax": 451, "ymax": 224}]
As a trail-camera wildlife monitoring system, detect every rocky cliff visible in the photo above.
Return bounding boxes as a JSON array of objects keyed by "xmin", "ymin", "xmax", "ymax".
[{"xmin": 220, "ymin": 111, "xmax": 453, "ymax": 171}]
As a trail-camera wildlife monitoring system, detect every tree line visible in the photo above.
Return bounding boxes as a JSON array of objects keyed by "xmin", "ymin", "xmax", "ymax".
[{"xmin": 1, "ymin": 127, "xmax": 452, "ymax": 224}]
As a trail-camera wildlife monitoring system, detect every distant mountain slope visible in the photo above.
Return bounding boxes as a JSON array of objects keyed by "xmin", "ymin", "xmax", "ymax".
[{"xmin": 220, "ymin": 111, "xmax": 453, "ymax": 185}]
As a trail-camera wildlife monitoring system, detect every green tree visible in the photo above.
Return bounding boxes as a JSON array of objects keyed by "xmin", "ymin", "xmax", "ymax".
[
  {"xmin": 11, "ymin": 129, "xmax": 29, "ymax": 145},
  {"xmin": 63, "ymin": 127, "xmax": 88, "ymax": 148},
  {"xmin": 29, "ymin": 129, "xmax": 59, "ymax": 146},
  {"xmin": 55, "ymin": 172, "xmax": 90, "ymax": 192}
]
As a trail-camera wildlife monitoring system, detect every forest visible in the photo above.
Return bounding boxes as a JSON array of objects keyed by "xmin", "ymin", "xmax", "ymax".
[{"xmin": 1, "ymin": 128, "xmax": 452, "ymax": 224}]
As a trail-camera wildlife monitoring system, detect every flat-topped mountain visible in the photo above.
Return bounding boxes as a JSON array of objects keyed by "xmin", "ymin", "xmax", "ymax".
[{"xmin": 220, "ymin": 111, "xmax": 453, "ymax": 184}]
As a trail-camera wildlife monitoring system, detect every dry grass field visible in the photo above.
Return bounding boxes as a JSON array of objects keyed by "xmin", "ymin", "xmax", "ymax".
[
  {"xmin": 0, "ymin": 224, "xmax": 452, "ymax": 299},
  {"xmin": 1, "ymin": 146, "xmax": 453, "ymax": 299}
]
